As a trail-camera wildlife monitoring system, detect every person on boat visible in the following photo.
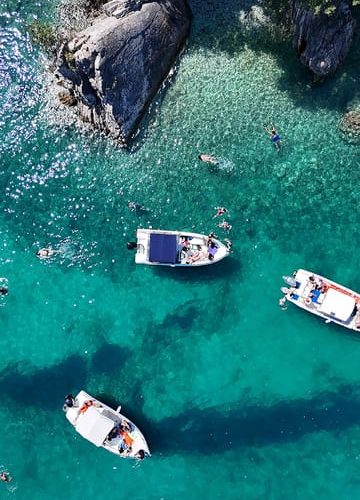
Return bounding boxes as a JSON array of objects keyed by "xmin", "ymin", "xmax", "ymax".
[
  {"xmin": 118, "ymin": 428, "xmax": 134, "ymax": 453},
  {"xmin": 206, "ymin": 232, "xmax": 216, "ymax": 246},
  {"xmin": 265, "ymin": 125, "xmax": 281, "ymax": 151},
  {"xmin": 217, "ymin": 220, "xmax": 232, "ymax": 231},
  {"xmin": 36, "ymin": 247, "xmax": 57, "ymax": 259},
  {"xmin": 198, "ymin": 154, "xmax": 219, "ymax": 165},
  {"xmin": 0, "ymin": 285, "xmax": 8, "ymax": 296},
  {"xmin": 208, "ymin": 241, "xmax": 218, "ymax": 261},
  {"xmin": 79, "ymin": 400, "xmax": 93, "ymax": 413},
  {"xmin": 181, "ymin": 237, "xmax": 191, "ymax": 250},
  {"xmin": 213, "ymin": 207, "xmax": 227, "ymax": 218},
  {"xmin": 186, "ymin": 245, "xmax": 203, "ymax": 264},
  {"xmin": 0, "ymin": 472, "xmax": 11, "ymax": 483},
  {"xmin": 108, "ymin": 426, "xmax": 120, "ymax": 441}
]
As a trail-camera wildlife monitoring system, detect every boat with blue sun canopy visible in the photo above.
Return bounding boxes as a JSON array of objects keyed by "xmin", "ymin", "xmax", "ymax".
[
  {"xmin": 280, "ymin": 269, "xmax": 360, "ymax": 331},
  {"xmin": 131, "ymin": 229, "xmax": 230, "ymax": 267}
]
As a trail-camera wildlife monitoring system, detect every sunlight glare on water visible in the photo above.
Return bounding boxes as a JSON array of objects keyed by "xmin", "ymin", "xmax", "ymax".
[{"xmin": 0, "ymin": 0, "xmax": 360, "ymax": 498}]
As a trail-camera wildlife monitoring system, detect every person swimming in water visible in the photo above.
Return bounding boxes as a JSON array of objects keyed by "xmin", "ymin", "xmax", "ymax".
[
  {"xmin": 264, "ymin": 125, "xmax": 281, "ymax": 151},
  {"xmin": 127, "ymin": 201, "xmax": 149, "ymax": 214},
  {"xmin": 217, "ymin": 220, "xmax": 232, "ymax": 231},
  {"xmin": 0, "ymin": 471, "xmax": 11, "ymax": 483},
  {"xmin": 213, "ymin": 207, "xmax": 228, "ymax": 218},
  {"xmin": 36, "ymin": 248, "xmax": 57, "ymax": 259},
  {"xmin": 198, "ymin": 154, "xmax": 219, "ymax": 165}
]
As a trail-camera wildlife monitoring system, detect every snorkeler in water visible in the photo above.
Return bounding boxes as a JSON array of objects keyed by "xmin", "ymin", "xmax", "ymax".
[
  {"xmin": 36, "ymin": 248, "xmax": 57, "ymax": 259},
  {"xmin": 198, "ymin": 154, "xmax": 219, "ymax": 165},
  {"xmin": 0, "ymin": 471, "xmax": 11, "ymax": 483},
  {"xmin": 264, "ymin": 125, "xmax": 281, "ymax": 151}
]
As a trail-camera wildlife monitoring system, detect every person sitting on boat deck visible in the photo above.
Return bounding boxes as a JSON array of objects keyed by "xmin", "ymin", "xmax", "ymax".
[
  {"xmin": 118, "ymin": 428, "xmax": 134, "ymax": 453},
  {"xmin": 0, "ymin": 285, "xmax": 8, "ymax": 296},
  {"xmin": 0, "ymin": 472, "xmax": 11, "ymax": 483},
  {"xmin": 108, "ymin": 425, "xmax": 120, "ymax": 441},
  {"xmin": 186, "ymin": 245, "xmax": 203, "ymax": 264},
  {"xmin": 213, "ymin": 207, "xmax": 227, "ymax": 218},
  {"xmin": 120, "ymin": 419, "xmax": 134, "ymax": 433},
  {"xmin": 208, "ymin": 241, "xmax": 218, "ymax": 261},
  {"xmin": 181, "ymin": 237, "xmax": 191, "ymax": 250},
  {"xmin": 217, "ymin": 220, "xmax": 232, "ymax": 231}
]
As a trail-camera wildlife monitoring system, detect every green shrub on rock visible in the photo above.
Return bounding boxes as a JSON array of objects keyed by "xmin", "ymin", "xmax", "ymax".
[{"xmin": 28, "ymin": 20, "xmax": 57, "ymax": 53}]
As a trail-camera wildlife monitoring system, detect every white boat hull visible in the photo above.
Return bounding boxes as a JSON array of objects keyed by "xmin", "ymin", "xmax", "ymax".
[
  {"xmin": 281, "ymin": 269, "xmax": 360, "ymax": 331},
  {"xmin": 65, "ymin": 391, "xmax": 150, "ymax": 459},
  {"xmin": 135, "ymin": 229, "xmax": 229, "ymax": 267}
]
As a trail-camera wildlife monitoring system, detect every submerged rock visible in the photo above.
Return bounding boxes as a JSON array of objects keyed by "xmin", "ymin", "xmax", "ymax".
[
  {"xmin": 291, "ymin": 1, "xmax": 356, "ymax": 78},
  {"xmin": 339, "ymin": 98, "xmax": 360, "ymax": 143},
  {"xmin": 55, "ymin": 0, "xmax": 191, "ymax": 143}
]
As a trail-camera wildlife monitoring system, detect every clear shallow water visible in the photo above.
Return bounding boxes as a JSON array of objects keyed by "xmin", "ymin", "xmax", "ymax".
[{"xmin": 1, "ymin": 0, "xmax": 360, "ymax": 498}]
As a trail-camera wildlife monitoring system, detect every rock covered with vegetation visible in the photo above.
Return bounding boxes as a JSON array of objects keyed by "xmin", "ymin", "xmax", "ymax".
[
  {"xmin": 55, "ymin": 0, "xmax": 191, "ymax": 143},
  {"xmin": 291, "ymin": 0, "xmax": 356, "ymax": 78}
]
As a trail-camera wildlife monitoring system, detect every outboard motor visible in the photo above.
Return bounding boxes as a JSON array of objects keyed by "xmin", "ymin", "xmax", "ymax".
[
  {"xmin": 63, "ymin": 394, "xmax": 75, "ymax": 411},
  {"xmin": 127, "ymin": 241, "xmax": 138, "ymax": 250}
]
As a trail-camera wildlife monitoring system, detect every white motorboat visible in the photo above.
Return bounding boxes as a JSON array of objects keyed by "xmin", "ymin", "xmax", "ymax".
[
  {"xmin": 130, "ymin": 229, "xmax": 230, "ymax": 267},
  {"xmin": 63, "ymin": 391, "xmax": 150, "ymax": 460},
  {"xmin": 280, "ymin": 269, "xmax": 360, "ymax": 331}
]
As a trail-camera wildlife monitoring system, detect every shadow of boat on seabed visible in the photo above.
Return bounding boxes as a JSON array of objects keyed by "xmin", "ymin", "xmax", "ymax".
[{"xmin": 142, "ymin": 384, "xmax": 360, "ymax": 455}]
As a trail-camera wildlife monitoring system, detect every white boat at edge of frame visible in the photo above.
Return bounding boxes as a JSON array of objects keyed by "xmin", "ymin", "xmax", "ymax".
[
  {"xmin": 281, "ymin": 268, "xmax": 360, "ymax": 331},
  {"xmin": 64, "ymin": 390, "xmax": 150, "ymax": 460},
  {"xmin": 134, "ymin": 229, "xmax": 230, "ymax": 267}
]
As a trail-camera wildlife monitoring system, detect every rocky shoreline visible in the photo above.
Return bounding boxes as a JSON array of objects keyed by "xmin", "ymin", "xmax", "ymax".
[
  {"xmin": 41, "ymin": 0, "xmax": 358, "ymax": 145},
  {"xmin": 53, "ymin": 0, "xmax": 191, "ymax": 145}
]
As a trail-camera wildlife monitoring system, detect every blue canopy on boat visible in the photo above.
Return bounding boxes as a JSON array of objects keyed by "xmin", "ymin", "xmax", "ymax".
[{"xmin": 149, "ymin": 233, "xmax": 178, "ymax": 264}]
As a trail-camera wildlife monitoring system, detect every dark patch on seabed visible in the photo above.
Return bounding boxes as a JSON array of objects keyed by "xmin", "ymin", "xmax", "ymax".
[
  {"xmin": 138, "ymin": 384, "xmax": 360, "ymax": 455},
  {"xmin": 90, "ymin": 342, "xmax": 132, "ymax": 374},
  {"xmin": 161, "ymin": 302, "xmax": 200, "ymax": 331},
  {"xmin": 0, "ymin": 355, "xmax": 87, "ymax": 409}
]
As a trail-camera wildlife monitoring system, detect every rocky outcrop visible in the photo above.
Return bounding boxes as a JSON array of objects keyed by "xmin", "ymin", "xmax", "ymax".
[
  {"xmin": 339, "ymin": 97, "xmax": 360, "ymax": 143},
  {"xmin": 55, "ymin": 0, "xmax": 191, "ymax": 143},
  {"xmin": 291, "ymin": 1, "xmax": 355, "ymax": 78}
]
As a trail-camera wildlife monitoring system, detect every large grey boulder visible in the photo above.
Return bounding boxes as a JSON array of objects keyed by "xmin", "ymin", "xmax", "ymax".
[
  {"xmin": 291, "ymin": 0, "xmax": 356, "ymax": 78},
  {"xmin": 55, "ymin": 0, "xmax": 191, "ymax": 143}
]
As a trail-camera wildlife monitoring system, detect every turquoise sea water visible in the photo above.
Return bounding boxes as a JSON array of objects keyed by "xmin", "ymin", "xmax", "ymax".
[{"xmin": 1, "ymin": 0, "xmax": 360, "ymax": 498}]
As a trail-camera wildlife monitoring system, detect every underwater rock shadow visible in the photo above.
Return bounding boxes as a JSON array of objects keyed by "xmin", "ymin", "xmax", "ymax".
[
  {"xmin": 0, "ymin": 355, "xmax": 87, "ymax": 410},
  {"xmin": 137, "ymin": 384, "xmax": 360, "ymax": 455},
  {"xmin": 90, "ymin": 343, "xmax": 132, "ymax": 375},
  {"xmin": 188, "ymin": 0, "xmax": 360, "ymax": 112}
]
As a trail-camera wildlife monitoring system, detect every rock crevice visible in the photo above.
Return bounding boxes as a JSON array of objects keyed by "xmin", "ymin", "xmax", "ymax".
[{"xmin": 291, "ymin": 0, "xmax": 356, "ymax": 78}]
